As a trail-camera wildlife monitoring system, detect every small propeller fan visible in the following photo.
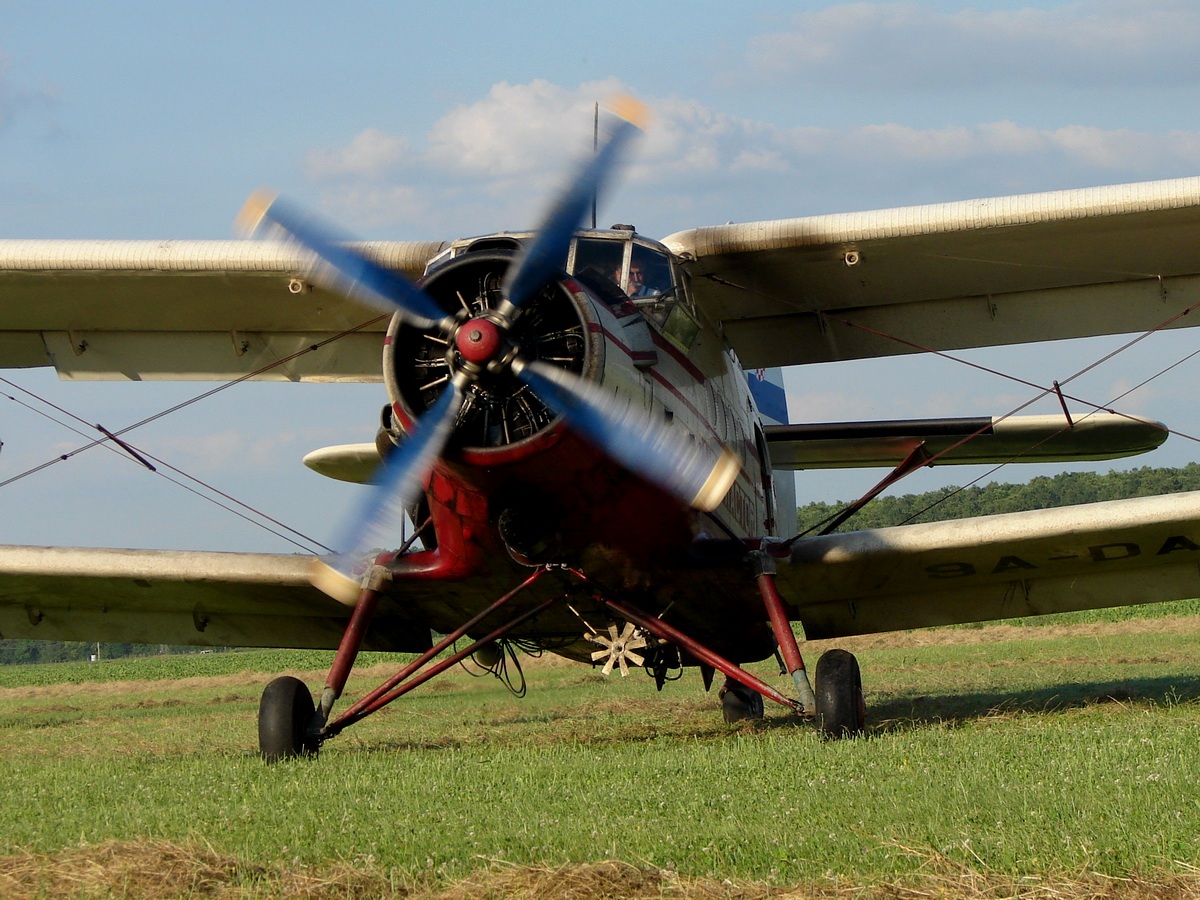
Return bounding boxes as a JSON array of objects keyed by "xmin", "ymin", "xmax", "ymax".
[{"xmin": 238, "ymin": 97, "xmax": 739, "ymax": 602}]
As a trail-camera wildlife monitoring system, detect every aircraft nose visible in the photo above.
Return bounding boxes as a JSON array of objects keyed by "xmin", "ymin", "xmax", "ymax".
[{"xmin": 455, "ymin": 317, "xmax": 503, "ymax": 366}]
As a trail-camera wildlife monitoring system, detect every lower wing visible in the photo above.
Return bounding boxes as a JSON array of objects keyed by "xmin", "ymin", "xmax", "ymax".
[
  {"xmin": 4, "ymin": 491, "xmax": 1199, "ymax": 650},
  {"xmin": 0, "ymin": 546, "xmax": 431, "ymax": 651},
  {"xmin": 776, "ymin": 491, "xmax": 1200, "ymax": 638}
]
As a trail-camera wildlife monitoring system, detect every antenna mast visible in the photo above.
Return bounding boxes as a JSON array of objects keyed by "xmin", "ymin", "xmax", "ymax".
[{"xmin": 591, "ymin": 102, "xmax": 598, "ymax": 229}]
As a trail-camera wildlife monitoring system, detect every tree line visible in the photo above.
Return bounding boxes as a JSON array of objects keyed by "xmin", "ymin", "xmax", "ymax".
[
  {"xmin": 0, "ymin": 641, "xmax": 224, "ymax": 667},
  {"xmin": 797, "ymin": 463, "xmax": 1200, "ymax": 535}
]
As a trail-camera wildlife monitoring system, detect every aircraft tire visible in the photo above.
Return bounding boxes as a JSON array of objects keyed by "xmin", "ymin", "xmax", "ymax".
[
  {"xmin": 258, "ymin": 676, "xmax": 319, "ymax": 762},
  {"xmin": 814, "ymin": 649, "xmax": 866, "ymax": 738}
]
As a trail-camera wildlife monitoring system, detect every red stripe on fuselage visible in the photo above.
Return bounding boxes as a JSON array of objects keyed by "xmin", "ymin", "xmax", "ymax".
[{"xmin": 588, "ymin": 322, "xmax": 757, "ymax": 467}]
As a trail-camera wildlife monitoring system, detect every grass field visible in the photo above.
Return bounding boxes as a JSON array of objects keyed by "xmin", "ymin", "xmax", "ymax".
[{"xmin": 3, "ymin": 605, "xmax": 1200, "ymax": 897}]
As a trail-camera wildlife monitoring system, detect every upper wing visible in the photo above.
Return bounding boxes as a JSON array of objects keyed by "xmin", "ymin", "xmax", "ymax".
[
  {"xmin": 774, "ymin": 491, "xmax": 1200, "ymax": 639},
  {"xmin": 663, "ymin": 176, "xmax": 1200, "ymax": 368},
  {"xmin": 0, "ymin": 545, "xmax": 433, "ymax": 651},
  {"xmin": 0, "ymin": 239, "xmax": 445, "ymax": 381}
]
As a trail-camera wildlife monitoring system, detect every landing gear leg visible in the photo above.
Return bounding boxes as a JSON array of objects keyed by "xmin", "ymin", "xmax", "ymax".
[
  {"xmin": 314, "ymin": 569, "xmax": 389, "ymax": 729},
  {"xmin": 753, "ymin": 552, "xmax": 817, "ymax": 716},
  {"xmin": 258, "ymin": 566, "xmax": 389, "ymax": 762}
]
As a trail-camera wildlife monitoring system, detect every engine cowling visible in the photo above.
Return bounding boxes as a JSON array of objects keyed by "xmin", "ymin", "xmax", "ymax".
[{"xmin": 382, "ymin": 250, "xmax": 603, "ymax": 462}]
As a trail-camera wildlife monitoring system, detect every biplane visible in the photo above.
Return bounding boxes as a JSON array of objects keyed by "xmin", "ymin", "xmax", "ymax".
[{"xmin": 1, "ymin": 100, "xmax": 1200, "ymax": 759}]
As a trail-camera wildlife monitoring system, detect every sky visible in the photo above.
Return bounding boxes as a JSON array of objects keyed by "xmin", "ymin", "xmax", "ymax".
[{"xmin": 3, "ymin": 0, "xmax": 1200, "ymax": 553}]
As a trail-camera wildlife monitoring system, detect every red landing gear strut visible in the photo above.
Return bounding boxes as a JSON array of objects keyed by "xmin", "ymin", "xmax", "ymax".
[
  {"xmin": 752, "ymin": 551, "xmax": 817, "ymax": 716},
  {"xmin": 258, "ymin": 561, "xmax": 846, "ymax": 761},
  {"xmin": 319, "ymin": 567, "xmax": 559, "ymax": 740},
  {"xmin": 258, "ymin": 565, "xmax": 562, "ymax": 761}
]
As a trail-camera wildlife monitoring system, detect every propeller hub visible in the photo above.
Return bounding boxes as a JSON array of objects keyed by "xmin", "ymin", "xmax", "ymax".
[{"xmin": 455, "ymin": 316, "xmax": 504, "ymax": 365}]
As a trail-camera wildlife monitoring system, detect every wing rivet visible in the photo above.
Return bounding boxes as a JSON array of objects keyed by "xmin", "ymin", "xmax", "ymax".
[
  {"xmin": 844, "ymin": 250, "xmax": 861, "ymax": 267},
  {"xmin": 288, "ymin": 278, "xmax": 306, "ymax": 294}
]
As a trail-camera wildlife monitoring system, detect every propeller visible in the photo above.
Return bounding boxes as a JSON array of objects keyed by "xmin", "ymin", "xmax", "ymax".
[
  {"xmin": 513, "ymin": 359, "xmax": 739, "ymax": 512},
  {"xmin": 500, "ymin": 96, "xmax": 647, "ymax": 316},
  {"xmin": 309, "ymin": 377, "xmax": 465, "ymax": 601},
  {"xmin": 236, "ymin": 192, "xmax": 450, "ymax": 329},
  {"xmin": 240, "ymin": 97, "xmax": 739, "ymax": 602}
]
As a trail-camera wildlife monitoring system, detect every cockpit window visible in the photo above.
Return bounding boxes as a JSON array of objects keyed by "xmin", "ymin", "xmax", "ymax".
[
  {"xmin": 628, "ymin": 243, "xmax": 673, "ymax": 301},
  {"xmin": 569, "ymin": 236, "xmax": 696, "ymax": 350},
  {"xmin": 571, "ymin": 238, "xmax": 676, "ymax": 303},
  {"xmin": 571, "ymin": 239, "xmax": 626, "ymax": 297}
]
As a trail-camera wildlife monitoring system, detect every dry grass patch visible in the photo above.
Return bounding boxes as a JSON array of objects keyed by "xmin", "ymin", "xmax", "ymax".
[
  {"xmin": 5, "ymin": 841, "xmax": 1200, "ymax": 899},
  {"xmin": 0, "ymin": 671, "xmax": 279, "ymax": 703},
  {"xmin": 0, "ymin": 840, "xmax": 249, "ymax": 899}
]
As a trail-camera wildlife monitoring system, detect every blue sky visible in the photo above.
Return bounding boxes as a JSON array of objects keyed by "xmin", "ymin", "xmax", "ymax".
[{"xmin": 3, "ymin": 1, "xmax": 1200, "ymax": 552}]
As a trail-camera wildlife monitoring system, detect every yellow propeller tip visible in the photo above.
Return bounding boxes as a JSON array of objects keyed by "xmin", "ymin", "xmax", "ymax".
[
  {"xmin": 235, "ymin": 189, "xmax": 278, "ymax": 235},
  {"xmin": 309, "ymin": 558, "xmax": 363, "ymax": 605},
  {"xmin": 607, "ymin": 94, "xmax": 651, "ymax": 131},
  {"xmin": 691, "ymin": 448, "xmax": 741, "ymax": 512}
]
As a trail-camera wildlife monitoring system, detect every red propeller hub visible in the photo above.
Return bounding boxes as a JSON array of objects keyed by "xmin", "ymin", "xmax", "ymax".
[{"xmin": 455, "ymin": 317, "xmax": 504, "ymax": 366}]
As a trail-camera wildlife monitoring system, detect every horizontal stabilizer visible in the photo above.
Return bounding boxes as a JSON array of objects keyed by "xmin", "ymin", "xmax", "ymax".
[{"xmin": 765, "ymin": 413, "xmax": 1166, "ymax": 470}]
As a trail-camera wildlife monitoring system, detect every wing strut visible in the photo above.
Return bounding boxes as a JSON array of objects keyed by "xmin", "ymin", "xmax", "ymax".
[{"xmin": 787, "ymin": 442, "xmax": 932, "ymax": 546}]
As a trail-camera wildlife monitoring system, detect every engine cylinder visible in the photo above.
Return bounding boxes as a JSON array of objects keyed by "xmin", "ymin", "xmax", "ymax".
[{"xmin": 383, "ymin": 251, "xmax": 601, "ymax": 459}]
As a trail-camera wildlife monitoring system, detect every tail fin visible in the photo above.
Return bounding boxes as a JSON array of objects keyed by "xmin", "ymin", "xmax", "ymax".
[{"xmin": 746, "ymin": 367, "xmax": 796, "ymax": 535}]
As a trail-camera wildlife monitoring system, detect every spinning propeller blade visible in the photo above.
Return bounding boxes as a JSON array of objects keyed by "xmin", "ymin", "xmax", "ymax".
[
  {"xmin": 310, "ymin": 380, "xmax": 465, "ymax": 603},
  {"xmin": 236, "ymin": 191, "xmax": 448, "ymax": 328},
  {"xmin": 501, "ymin": 96, "xmax": 648, "ymax": 312},
  {"xmin": 246, "ymin": 95, "xmax": 740, "ymax": 601},
  {"xmin": 514, "ymin": 360, "xmax": 739, "ymax": 512}
]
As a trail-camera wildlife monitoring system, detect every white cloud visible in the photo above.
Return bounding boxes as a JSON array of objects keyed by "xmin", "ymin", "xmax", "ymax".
[
  {"xmin": 305, "ymin": 128, "xmax": 410, "ymax": 178},
  {"xmin": 742, "ymin": 1, "xmax": 1200, "ymax": 89},
  {"xmin": 305, "ymin": 79, "xmax": 630, "ymax": 190},
  {"xmin": 299, "ymin": 79, "xmax": 1200, "ymax": 237},
  {"xmin": 730, "ymin": 149, "xmax": 788, "ymax": 174},
  {"xmin": 316, "ymin": 184, "xmax": 427, "ymax": 230},
  {"xmin": 772, "ymin": 120, "xmax": 1200, "ymax": 173},
  {"xmin": 425, "ymin": 79, "xmax": 625, "ymax": 178},
  {"xmin": 1045, "ymin": 126, "xmax": 1154, "ymax": 170},
  {"xmin": 784, "ymin": 388, "xmax": 880, "ymax": 422},
  {"xmin": 305, "ymin": 79, "xmax": 639, "ymax": 232}
]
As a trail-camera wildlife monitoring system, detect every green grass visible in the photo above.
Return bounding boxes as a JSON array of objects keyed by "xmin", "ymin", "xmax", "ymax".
[
  {"xmin": 2, "ymin": 606, "xmax": 1200, "ymax": 893},
  {"xmin": 959, "ymin": 596, "xmax": 1200, "ymax": 628}
]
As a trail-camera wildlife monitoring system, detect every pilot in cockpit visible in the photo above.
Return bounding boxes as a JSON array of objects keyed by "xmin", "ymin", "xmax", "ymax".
[{"xmin": 616, "ymin": 263, "xmax": 655, "ymax": 299}]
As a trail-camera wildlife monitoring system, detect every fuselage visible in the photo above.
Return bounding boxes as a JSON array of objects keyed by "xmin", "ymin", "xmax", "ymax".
[{"xmin": 373, "ymin": 230, "xmax": 781, "ymax": 663}]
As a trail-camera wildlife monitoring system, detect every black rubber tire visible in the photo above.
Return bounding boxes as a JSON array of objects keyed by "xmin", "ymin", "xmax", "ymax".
[
  {"xmin": 814, "ymin": 649, "xmax": 866, "ymax": 739},
  {"xmin": 719, "ymin": 679, "xmax": 765, "ymax": 723},
  {"xmin": 258, "ymin": 676, "xmax": 318, "ymax": 762}
]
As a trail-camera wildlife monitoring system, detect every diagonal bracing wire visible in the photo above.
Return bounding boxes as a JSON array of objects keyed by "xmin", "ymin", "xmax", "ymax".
[
  {"xmin": 0, "ymin": 313, "xmax": 388, "ymax": 551},
  {"xmin": 0, "ymin": 379, "xmax": 332, "ymax": 554},
  {"xmin": 731, "ymin": 273, "xmax": 1200, "ymax": 536}
]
